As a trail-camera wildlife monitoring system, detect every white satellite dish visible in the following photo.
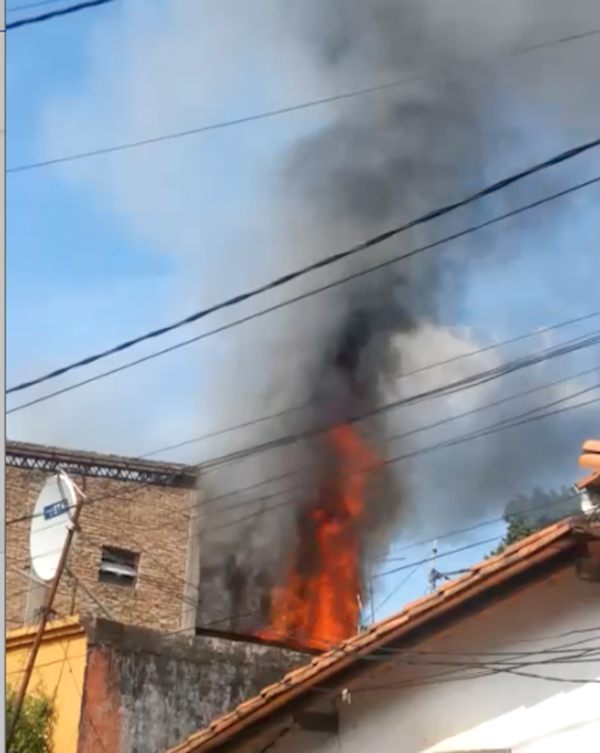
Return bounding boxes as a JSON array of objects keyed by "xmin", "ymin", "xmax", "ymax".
[{"xmin": 30, "ymin": 473, "xmax": 78, "ymax": 582}]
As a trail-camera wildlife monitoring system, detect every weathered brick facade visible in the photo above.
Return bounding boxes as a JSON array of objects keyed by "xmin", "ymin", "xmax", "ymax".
[
  {"xmin": 78, "ymin": 618, "xmax": 308, "ymax": 753},
  {"xmin": 6, "ymin": 441, "xmax": 199, "ymax": 633}
]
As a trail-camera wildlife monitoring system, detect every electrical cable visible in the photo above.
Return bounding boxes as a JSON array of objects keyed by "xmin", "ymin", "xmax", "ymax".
[
  {"xmin": 12, "ymin": 474, "xmax": 576, "ymax": 617},
  {"xmin": 66, "ymin": 529, "xmax": 600, "ymax": 668},
  {"xmin": 9, "ymin": 183, "xmax": 600, "ymax": 420},
  {"xmin": 8, "ymin": 642, "xmax": 597, "ymax": 694},
  {"xmin": 135, "ymin": 309, "xmax": 600, "ymax": 459},
  {"xmin": 6, "ymin": 0, "xmax": 114, "ymax": 30},
  {"xmin": 188, "ymin": 329, "xmax": 600, "ymax": 476},
  {"xmin": 9, "ymin": 177, "xmax": 599, "ymax": 414},
  {"xmin": 7, "ymin": 202, "xmax": 599, "ymax": 418},
  {"xmin": 7, "ymin": 350, "xmax": 599, "ymax": 636},
  {"xmin": 75, "ymin": 326, "xmax": 595, "ymax": 514},
  {"xmin": 6, "ymin": 611, "xmax": 598, "ymax": 673},
  {"xmin": 5, "ymin": 484, "xmax": 585, "ymax": 625},
  {"xmin": 9, "ymin": 537, "xmax": 600, "ymax": 691},
  {"xmin": 91, "ymin": 484, "xmax": 578, "ymax": 621},
  {"xmin": 7, "ymin": 25, "xmax": 600, "ymax": 172},
  {"xmin": 205, "ymin": 383, "xmax": 600, "ymax": 542},
  {"xmin": 13, "ymin": 399, "xmax": 600, "ymax": 567},
  {"xmin": 372, "ymin": 564, "xmax": 424, "ymax": 619},
  {"xmin": 348, "ymin": 664, "xmax": 600, "ymax": 696},
  {"xmin": 7, "ymin": 164, "xmax": 600, "ymax": 399},
  {"xmin": 135, "ymin": 355, "xmax": 600, "ymax": 518},
  {"xmin": 7, "ymin": 0, "xmax": 68, "ymax": 12},
  {"xmin": 7, "ymin": 370, "xmax": 592, "ymax": 612},
  {"xmin": 7, "ymin": 355, "xmax": 599, "ymax": 533}
]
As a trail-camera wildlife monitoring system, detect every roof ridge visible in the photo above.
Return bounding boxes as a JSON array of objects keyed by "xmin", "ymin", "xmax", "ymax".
[{"xmin": 165, "ymin": 518, "xmax": 578, "ymax": 753}]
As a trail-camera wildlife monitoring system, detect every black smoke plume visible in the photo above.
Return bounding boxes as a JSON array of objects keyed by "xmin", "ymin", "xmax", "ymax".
[{"xmin": 197, "ymin": 0, "xmax": 600, "ymax": 635}]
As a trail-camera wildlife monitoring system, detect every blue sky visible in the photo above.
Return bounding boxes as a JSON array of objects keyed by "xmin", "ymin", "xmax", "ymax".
[{"xmin": 7, "ymin": 0, "xmax": 600, "ymax": 617}]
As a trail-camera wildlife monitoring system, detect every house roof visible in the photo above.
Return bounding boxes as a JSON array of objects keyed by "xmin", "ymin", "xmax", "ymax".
[
  {"xmin": 165, "ymin": 517, "xmax": 593, "ymax": 753},
  {"xmin": 577, "ymin": 470, "xmax": 600, "ymax": 490},
  {"xmin": 577, "ymin": 438, "xmax": 600, "ymax": 489}
]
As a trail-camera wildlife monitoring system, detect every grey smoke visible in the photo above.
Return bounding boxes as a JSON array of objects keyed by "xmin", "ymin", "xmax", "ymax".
[
  {"xmin": 196, "ymin": 0, "xmax": 600, "ymax": 631},
  {"xmin": 16, "ymin": 0, "xmax": 597, "ymax": 625}
]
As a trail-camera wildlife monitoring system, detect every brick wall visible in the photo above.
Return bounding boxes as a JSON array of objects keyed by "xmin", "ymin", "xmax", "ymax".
[{"xmin": 6, "ymin": 446, "xmax": 198, "ymax": 633}]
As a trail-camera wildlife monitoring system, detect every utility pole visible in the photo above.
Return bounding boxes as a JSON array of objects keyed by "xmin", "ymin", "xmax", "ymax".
[{"xmin": 7, "ymin": 477, "xmax": 86, "ymax": 751}]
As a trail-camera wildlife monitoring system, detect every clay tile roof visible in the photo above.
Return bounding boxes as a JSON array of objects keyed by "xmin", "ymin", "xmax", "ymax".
[
  {"xmin": 164, "ymin": 518, "xmax": 581, "ymax": 753},
  {"xmin": 582, "ymin": 439, "xmax": 600, "ymax": 455},
  {"xmin": 577, "ymin": 439, "xmax": 600, "ymax": 489},
  {"xmin": 577, "ymin": 470, "xmax": 600, "ymax": 490}
]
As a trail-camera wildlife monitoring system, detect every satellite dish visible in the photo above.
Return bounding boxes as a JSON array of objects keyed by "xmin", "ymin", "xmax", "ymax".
[{"xmin": 30, "ymin": 473, "xmax": 78, "ymax": 582}]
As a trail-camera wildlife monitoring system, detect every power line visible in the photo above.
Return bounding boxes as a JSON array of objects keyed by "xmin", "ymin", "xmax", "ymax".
[
  {"xmin": 7, "ymin": 334, "xmax": 597, "ymax": 600},
  {"xmin": 372, "ymin": 564, "xmax": 423, "ymax": 619},
  {"xmin": 63, "ymin": 386, "xmax": 600, "ymax": 545},
  {"xmin": 7, "ymin": 25, "xmax": 600, "ymax": 172},
  {"xmin": 7, "ymin": 636, "xmax": 596, "ymax": 691},
  {"xmin": 11, "ymin": 390, "xmax": 600, "ymax": 568},
  {"xmin": 7, "ymin": 323, "xmax": 598, "ymax": 569},
  {"xmin": 7, "ymin": 0, "xmax": 68, "ymax": 12},
  {"xmin": 7, "ymin": 494, "xmax": 596, "ymax": 664},
  {"xmin": 152, "ymin": 354, "xmax": 598, "ymax": 515},
  {"xmin": 10, "ymin": 522, "xmax": 600, "ymax": 659},
  {"xmin": 7, "ymin": 328, "xmax": 598, "ymax": 532},
  {"xmin": 6, "ymin": 0, "xmax": 114, "ymax": 30},
  {"xmin": 82, "ymin": 309, "xmax": 600, "ymax": 460},
  {"xmin": 8, "ymin": 358, "xmax": 600, "ymax": 580},
  {"xmin": 8, "ymin": 169, "xmax": 600, "ymax": 402},
  {"xmin": 157, "ymin": 328, "xmax": 600, "ymax": 477},
  {"xmin": 7, "ymin": 350, "xmax": 599, "ymax": 532},
  {"xmin": 202, "ymin": 391, "xmax": 600, "ymax": 539}
]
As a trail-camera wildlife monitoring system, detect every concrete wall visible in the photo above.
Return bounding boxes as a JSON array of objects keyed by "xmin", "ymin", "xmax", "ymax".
[
  {"xmin": 78, "ymin": 618, "xmax": 309, "ymax": 753},
  {"xmin": 269, "ymin": 565, "xmax": 600, "ymax": 753},
  {"xmin": 6, "ymin": 617, "xmax": 88, "ymax": 753},
  {"xmin": 6, "ymin": 453, "xmax": 196, "ymax": 632}
]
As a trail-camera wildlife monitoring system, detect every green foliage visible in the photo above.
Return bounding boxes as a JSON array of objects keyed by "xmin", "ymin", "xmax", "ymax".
[
  {"xmin": 489, "ymin": 517, "xmax": 538, "ymax": 557},
  {"xmin": 6, "ymin": 686, "xmax": 54, "ymax": 753},
  {"xmin": 489, "ymin": 485, "xmax": 579, "ymax": 557}
]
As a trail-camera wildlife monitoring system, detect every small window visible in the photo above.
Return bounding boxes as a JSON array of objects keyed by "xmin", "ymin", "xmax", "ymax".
[{"xmin": 98, "ymin": 546, "xmax": 139, "ymax": 587}]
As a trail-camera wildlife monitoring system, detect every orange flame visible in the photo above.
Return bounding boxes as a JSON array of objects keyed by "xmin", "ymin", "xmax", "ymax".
[{"xmin": 260, "ymin": 424, "xmax": 377, "ymax": 649}]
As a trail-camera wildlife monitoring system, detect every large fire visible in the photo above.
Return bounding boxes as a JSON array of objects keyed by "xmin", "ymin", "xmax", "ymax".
[{"xmin": 259, "ymin": 423, "xmax": 377, "ymax": 650}]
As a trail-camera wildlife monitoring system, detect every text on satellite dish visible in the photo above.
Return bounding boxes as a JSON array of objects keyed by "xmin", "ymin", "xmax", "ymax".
[{"xmin": 43, "ymin": 500, "xmax": 70, "ymax": 521}]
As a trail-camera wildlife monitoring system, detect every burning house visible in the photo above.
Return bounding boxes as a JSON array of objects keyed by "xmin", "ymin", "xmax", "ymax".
[{"xmin": 197, "ymin": 305, "xmax": 404, "ymax": 650}]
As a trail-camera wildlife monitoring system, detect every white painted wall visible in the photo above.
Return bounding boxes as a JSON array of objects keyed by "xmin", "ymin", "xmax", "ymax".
[{"xmin": 273, "ymin": 566, "xmax": 600, "ymax": 753}]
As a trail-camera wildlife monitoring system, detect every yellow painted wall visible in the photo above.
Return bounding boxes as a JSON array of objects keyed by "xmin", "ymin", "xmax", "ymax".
[{"xmin": 6, "ymin": 616, "xmax": 88, "ymax": 753}]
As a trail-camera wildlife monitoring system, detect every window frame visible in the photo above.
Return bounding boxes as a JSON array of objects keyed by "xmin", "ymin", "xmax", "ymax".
[{"xmin": 98, "ymin": 545, "xmax": 140, "ymax": 588}]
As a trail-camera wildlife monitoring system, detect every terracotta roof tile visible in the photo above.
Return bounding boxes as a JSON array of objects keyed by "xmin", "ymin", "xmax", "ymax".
[
  {"xmin": 437, "ymin": 572, "xmax": 473, "ymax": 594},
  {"xmin": 578, "ymin": 469, "xmax": 600, "ymax": 489},
  {"xmin": 578, "ymin": 439, "xmax": 600, "ymax": 482},
  {"xmin": 165, "ymin": 517, "xmax": 582, "ymax": 753},
  {"xmin": 406, "ymin": 594, "xmax": 444, "ymax": 618},
  {"xmin": 234, "ymin": 699, "xmax": 260, "ymax": 714},
  {"xmin": 582, "ymin": 439, "xmax": 600, "ymax": 454}
]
